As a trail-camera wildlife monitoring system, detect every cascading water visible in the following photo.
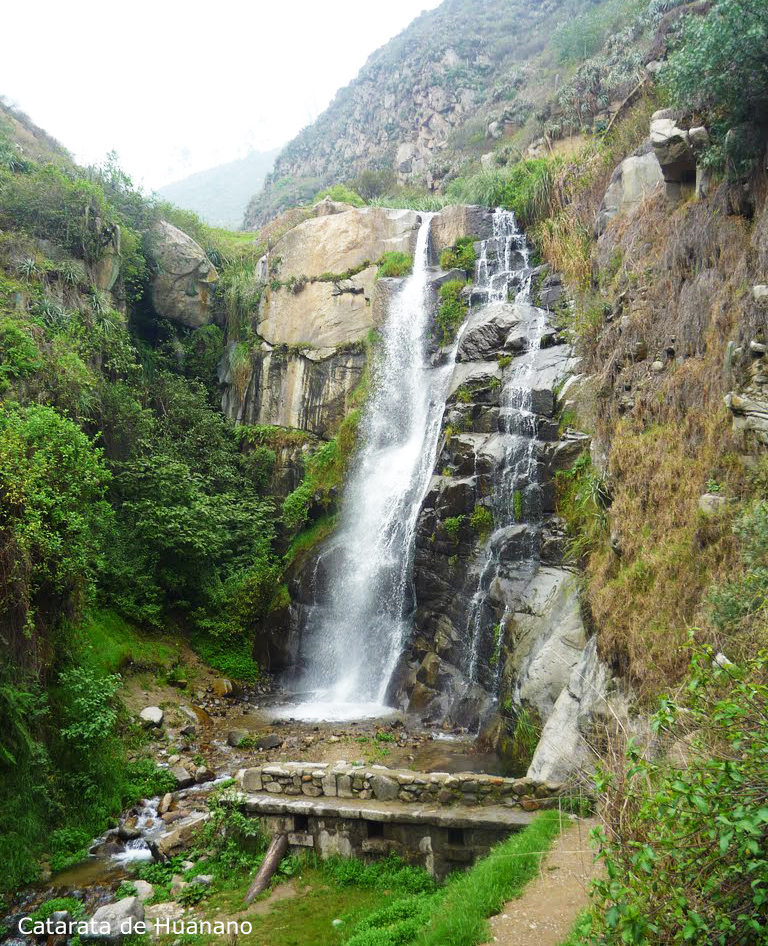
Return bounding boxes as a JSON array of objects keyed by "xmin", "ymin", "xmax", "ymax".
[
  {"xmin": 461, "ymin": 210, "xmax": 547, "ymax": 693},
  {"xmin": 289, "ymin": 213, "xmax": 460, "ymax": 720}
]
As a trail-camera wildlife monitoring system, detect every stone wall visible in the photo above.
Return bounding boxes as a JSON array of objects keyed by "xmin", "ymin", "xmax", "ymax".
[{"xmin": 236, "ymin": 762, "xmax": 565, "ymax": 811}]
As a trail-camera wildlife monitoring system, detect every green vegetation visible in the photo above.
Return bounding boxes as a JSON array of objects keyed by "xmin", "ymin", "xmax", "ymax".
[
  {"xmin": 555, "ymin": 452, "xmax": 610, "ymax": 563},
  {"xmin": 376, "ymin": 251, "xmax": 413, "ymax": 278},
  {"xmin": 435, "ymin": 279, "xmax": 468, "ymax": 344},
  {"xmin": 281, "ymin": 411, "xmax": 360, "ymax": 533},
  {"xmin": 662, "ymin": 0, "xmax": 768, "ymax": 175},
  {"xmin": 442, "ymin": 516, "xmax": 464, "ymax": 540},
  {"xmin": 470, "ymin": 505, "xmax": 494, "ymax": 535},
  {"xmin": 313, "ymin": 184, "xmax": 366, "ymax": 207},
  {"xmin": 583, "ymin": 648, "xmax": 768, "ymax": 945},
  {"xmin": 439, "ymin": 237, "xmax": 477, "ymax": 273},
  {"xmin": 446, "ymin": 159, "xmax": 556, "ymax": 229}
]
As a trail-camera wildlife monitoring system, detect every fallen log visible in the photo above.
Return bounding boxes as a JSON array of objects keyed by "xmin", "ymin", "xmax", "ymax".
[{"xmin": 245, "ymin": 833, "xmax": 289, "ymax": 902}]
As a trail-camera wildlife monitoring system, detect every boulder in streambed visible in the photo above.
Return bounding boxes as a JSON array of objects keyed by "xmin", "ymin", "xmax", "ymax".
[
  {"xmin": 227, "ymin": 728, "xmax": 249, "ymax": 747},
  {"xmin": 81, "ymin": 897, "xmax": 144, "ymax": 942}
]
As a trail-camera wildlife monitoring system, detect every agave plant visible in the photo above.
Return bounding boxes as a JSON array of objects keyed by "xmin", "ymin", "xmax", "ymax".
[
  {"xmin": 17, "ymin": 257, "xmax": 39, "ymax": 280},
  {"xmin": 34, "ymin": 299, "xmax": 69, "ymax": 330},
  {"xmin": 56, "ymin": 260, "xmax": 82, "ymax": 287}
]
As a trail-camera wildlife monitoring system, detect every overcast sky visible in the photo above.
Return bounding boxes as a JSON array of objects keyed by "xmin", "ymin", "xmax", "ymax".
[{"xmin": 2, "ymin": 0, "xmax": 441, "ymax": 191}]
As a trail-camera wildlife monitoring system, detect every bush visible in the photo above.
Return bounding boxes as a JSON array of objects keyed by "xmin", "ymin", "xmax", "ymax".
[
  {"xmin": 446, "ymin": 159, "xmax": 555, "ymax": 228},
  {"xmin": 662, "ymin": 0, "xmax": 768, "ymax": 174},
  {"xmin": 470, "ymin": 506, "xmax": 494, "ymax": 535},
  {"xmin": 0, "ymin": 403, "xmax": 113, "ymax": 653},
  {"xmin": 312, "ymin": 184, "xmax": 365, "ymax": 207}
]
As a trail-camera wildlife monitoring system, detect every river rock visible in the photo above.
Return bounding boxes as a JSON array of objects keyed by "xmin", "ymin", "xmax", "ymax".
[
  {"xmin": 211, "ymin": 678, "xmax": 236, "ymax": 697},
  {"xmin": 257, "ymin": 733, "xmax": 284, "ymax": 750},
  {"xmin": 170, "ymin": 763, "xmax": 194, "ymax": 789},
  {"xmin": 81, "ymin": 897, "xmax": 144, "ymax": 942},
  {"xmin": 195, "ymin": 765, "xmax": 215, "ymax": 783},
  {"xmin": 147, "ymin": 221, "xmax": 217, "ymax": 328},
  {"xmin": 157, "ymin": 793, "xmax": 174, "ymax": 814},
  {"xmin": 139, "ymin": 706, "xmax": 163, "ymax": 727},
  {"xmin": 150, "ymin": 812, "xmax": 210, "ymax": 861},
  {"xmin": 133, "ymin": 880, "xmax": 154, "ymax": 902},
  {"xmin": 227, "ymin": 728, "xmax": 249, "ymax": 747}
]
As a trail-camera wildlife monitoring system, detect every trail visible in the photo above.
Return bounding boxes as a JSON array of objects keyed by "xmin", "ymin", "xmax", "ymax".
[{"xmin": 483, "ymin": 817, "xmax": 599, "ymax": 946}]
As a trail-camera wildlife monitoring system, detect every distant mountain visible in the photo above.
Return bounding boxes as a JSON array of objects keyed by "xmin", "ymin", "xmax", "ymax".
[{"xmin": 158, "ymin": 148, "xmax": 281, "ymax": 229}]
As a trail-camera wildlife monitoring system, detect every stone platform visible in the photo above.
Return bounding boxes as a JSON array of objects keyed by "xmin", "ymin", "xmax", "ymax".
[{"xmin": 233, "ymin": 763, "xmax": 565, "ymax": 879}]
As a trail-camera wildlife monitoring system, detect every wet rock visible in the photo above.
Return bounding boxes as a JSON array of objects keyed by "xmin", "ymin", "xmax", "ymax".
[
  {"xmin": 139, "ymin": 706, "xmax": 163, "ymax": 727},
  {"xmin": 117, "ymin": 822, "xmax": 141, "ymax": 841},
  {"xmin": 456, "ymin": 303, "xmax": 521, "ymax": 361},
  {"xmin": 195, "ymin": 765, "xmax": 215, "ymax": 783},
  {"xmin": 257, "ymin": 733, "xmax": 284, "ymax": 750},
  {"xmin": 81, "ymin": 897, "xmax": 144, "ymax": 942},
  {"xmin": 211, "ymin": 678, "xmax": 236, "ymax": 698},
  {"xmin": 150, "ymin": 812, "xmax": 210, "ymax": 860},
  {"xmin": 170, "ymin": 764, "xmax": 194, "ymax": 789}
]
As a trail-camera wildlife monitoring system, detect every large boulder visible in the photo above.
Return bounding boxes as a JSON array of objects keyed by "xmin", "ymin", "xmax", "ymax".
[
  {"xmin": 272, "ymin": 206, "xmax": 420, "ymax": 280},
  {"xmin": 148, "ymin": 221, "xmax": 218, "ymax": 328},
  {"xmin": 650, "ymin": 110, "xmax": 708, "ymax": 204},
  {"xmin": 597, "ymin": 150, "xmax": 663, "ymax": 233},
  {"xmin": 81, "ymin": 897, "xmax": 144, "ymax": 942}
]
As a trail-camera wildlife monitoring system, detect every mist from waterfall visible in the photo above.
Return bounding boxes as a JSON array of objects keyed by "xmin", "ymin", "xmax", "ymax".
[{"xmin": 289, "ymin": 213, "xmax": 457, "ymax": 720}]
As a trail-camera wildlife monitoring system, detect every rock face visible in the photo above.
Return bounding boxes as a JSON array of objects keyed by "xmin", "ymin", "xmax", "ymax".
[
  {"xmin": 387, "ymin": 299, "xmax": 586, "ymax": 729},
  {"xmin": 148, "ymin": 220, "xmax": 218, "ymax": 328},
  {"xmin": 220, "ymin": 205, "xmax": 489, "ymax": 437}
]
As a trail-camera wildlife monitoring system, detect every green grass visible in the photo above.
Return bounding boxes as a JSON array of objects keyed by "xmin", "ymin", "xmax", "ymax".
[
  {"xmin": 417, "ymin": 810, "xmax": 566, "ymax": 946},
  {"xmin": 75, "ymin": 609, "xmax": 180, "ymax": 675}
]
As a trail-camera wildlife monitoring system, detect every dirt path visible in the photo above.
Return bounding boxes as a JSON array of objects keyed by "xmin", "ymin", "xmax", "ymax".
[{"xmin": 484, "ymin": 817, "xmax": 599, "ymax": 946}]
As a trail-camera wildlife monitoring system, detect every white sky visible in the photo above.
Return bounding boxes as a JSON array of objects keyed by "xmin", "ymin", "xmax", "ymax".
[{"xmin": 1, "ymin": 0, "xmax": 441, "ymax": 191}]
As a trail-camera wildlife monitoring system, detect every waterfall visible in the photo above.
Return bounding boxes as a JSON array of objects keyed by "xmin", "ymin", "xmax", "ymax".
[
  {"xmin": 461, "ymin": 209, "xmax": 546, "ymax": 693},
  {"xmin": 290, "ymin": 213, "xmax": 457, "ymax": 720}
]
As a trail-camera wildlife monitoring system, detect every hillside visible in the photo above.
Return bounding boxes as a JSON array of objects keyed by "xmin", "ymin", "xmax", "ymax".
[
  {"xmin": 243, "ymin": 0, "xmax": 654, "ymax": 226},
  {"xmin": 158, "ymin": 148, "xmax": 280, "ymax": 228}
]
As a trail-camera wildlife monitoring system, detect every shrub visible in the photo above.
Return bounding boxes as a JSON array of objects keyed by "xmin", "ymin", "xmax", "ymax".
[
  {"xmin": 470, "ymin": 506, "xmax": 494, "ymax": 535},
  {"xmin": 662, "ymin": 0, "xmax": 768, "ymax": 175},
  {"xmin": 446, "ymin": 159, "xmax": 556, "ymax": 228},
  {"xmin": 312, "ymin": 184, "xmax": 365, "ymax": 207},
  {"xmin": 442, "ymin": 516, "xmax": 464, "ymax": 540},
  {"xmin": 0, "ymin": 318, "xmax": 41, "ymax": 389}
]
